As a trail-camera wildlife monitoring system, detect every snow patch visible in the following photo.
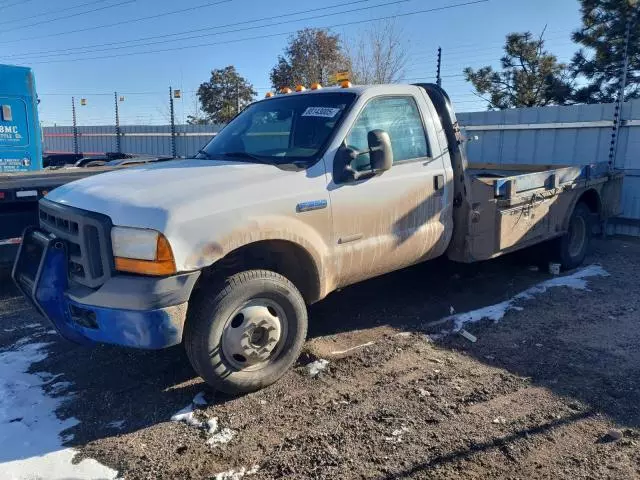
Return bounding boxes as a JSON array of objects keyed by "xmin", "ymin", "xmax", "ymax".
[
  {"xmin": 106, "ymin": 420, "xmax": 125, "ymax": 430},
  {"xmin": 306, "ymin": 359, "xmax": 329, "ymax": 377},
  {"xmin": 193, "ymin": 391, "xmax": 208, "ymax": 406},
  {"xmin": 214, "ymin": 465, "xmax": 259, "ymax": 480},
  {"xmin": 445, "ymin": 265, "xmax": 609, "ymax": 331},
  {"xmin": 48, "ymin": 381, "xmax": 73, "ymax": 395},
  {"xmin": 170, "ymin": 404, "xmax": 203, "ymax": 428},
  {"xmin": 207, "ymin": 427, "xmax": 237, "ymax": 447},
  {"xmin": 0, "ymin": 341, "xmax": 117, "ymax": 479}
]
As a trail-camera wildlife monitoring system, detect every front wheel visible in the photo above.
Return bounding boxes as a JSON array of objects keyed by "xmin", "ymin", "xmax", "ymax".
[
  {"xmin": 554, "ymin": 202, "xmax": 593, "ymax": 270},
  {"xmin": 185, "ymin": 270, "xmax": 308, "ymax": 394}
]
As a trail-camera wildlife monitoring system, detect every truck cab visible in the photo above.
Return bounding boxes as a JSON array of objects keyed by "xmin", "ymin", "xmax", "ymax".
[
  {"xmin": 13, "ymin": 83, "xmax": 623, "ymax": 394},
  {"xmin": 0, "ymin": 64, "xmax": 42, "ymax": 173}
]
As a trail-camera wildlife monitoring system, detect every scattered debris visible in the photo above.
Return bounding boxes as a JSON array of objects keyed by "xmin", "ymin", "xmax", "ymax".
[
  {"xmin": 171, "ymin": 405, "xmax": 203, "ymax": 428},
  {"xmin": 549, "ymin": 263, "xmax": 561, "ymax": 275},
  {"xmin": 449, "ymin": 306, "xmax": 455, "ymax": 315},
  {"xmin": 492, "ymin": 417, "xmax": 507, "ymax": 425},
  {"xmin": 535, "ymin": 343, "xmax": 543, "ymax": 348},
  {"xmin": 528, "ymin": 265, "xmax": 540, "ymax": 272},
  {"xmin": 259, "ymin": 399, "xmax": 267, "ymax": 406},
  {"xmin": 213, "ymin": 465, "xmax": 259, "ymax": 480},
  {"xmin": 383, "ymin": 426, "xmax": 409, "ymax": 443},
  {"xmin": 459, "ymin": 329, "xmax": 478, "ymax": 343},
  {"xmin": 418, "ymin": 388, "xmax": 431, "ymax": 397},
  {"xmin": 193, "ymin": 391, "xmax": 208, "ymax": 407},
  {"xmin": 605, "ymin": 429, "xmax": 623, "ymax": 441},
  {"xmin": 394, "ymin": 332, "xmax": 412, "ymax": 338},
  {"xmin": 306, "ymin": 359, "xmax": 329, "ymax": 377},
  {"xmin": 330, "ymin": 342, "xmax": 375, "ymax": 355}
]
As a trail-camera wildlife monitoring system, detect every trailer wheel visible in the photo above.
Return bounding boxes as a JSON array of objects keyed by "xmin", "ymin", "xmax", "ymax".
[
  {"xmin": 185, "ymin": 270, "xmax": 307, "ymax": 394},
  {"xmin": 555, "ymin": 202, "xmax": 593, "ymax": 270}
]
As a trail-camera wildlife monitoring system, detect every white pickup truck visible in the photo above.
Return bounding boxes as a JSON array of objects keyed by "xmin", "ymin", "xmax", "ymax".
[{"xmin": 13, "ymin": 83, "xmax": 623, "ymax": 393}]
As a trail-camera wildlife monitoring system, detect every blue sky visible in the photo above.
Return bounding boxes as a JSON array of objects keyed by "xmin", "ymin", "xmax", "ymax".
[{"xmin": 0, "ymin": 0, "xmax": 582, "ymax": 125}]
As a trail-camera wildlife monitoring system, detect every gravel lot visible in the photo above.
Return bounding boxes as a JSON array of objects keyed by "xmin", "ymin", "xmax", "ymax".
[{"xmin": 1, "ymin": 236, "xmax": 639, "ymax": 479}]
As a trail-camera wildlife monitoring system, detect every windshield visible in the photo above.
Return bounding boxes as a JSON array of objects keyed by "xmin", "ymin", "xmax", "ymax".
[{"xmin": 197, "ymin": 92, "xmax": 356, "ymax": 164}]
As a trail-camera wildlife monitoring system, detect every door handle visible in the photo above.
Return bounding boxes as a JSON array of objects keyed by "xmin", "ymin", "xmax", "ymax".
[{"xmin": 434, "ymin": 174, "xmax": 445, "ymax": 191}]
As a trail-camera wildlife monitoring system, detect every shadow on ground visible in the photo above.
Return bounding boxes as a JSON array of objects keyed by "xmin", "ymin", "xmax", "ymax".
[{"xmin": 1, "ymin": 237, "xmax": 638, "ymax": 461}]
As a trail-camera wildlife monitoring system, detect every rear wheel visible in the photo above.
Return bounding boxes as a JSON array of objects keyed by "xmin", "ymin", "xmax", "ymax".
[
  {"xmin": 554, "ymin": 202, "xmax": 593, "ymax": 270},
  {"xmin": 185, "ymin": 269, "xmax": 308, "ymax": 394}
]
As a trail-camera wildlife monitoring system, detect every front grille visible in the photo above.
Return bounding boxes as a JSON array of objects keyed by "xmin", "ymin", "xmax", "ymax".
[{"xmin": 39, "ymin": 200, "xmax": 112, "ymax": 289}]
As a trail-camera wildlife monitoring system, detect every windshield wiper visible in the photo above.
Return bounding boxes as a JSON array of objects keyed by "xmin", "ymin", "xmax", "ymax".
[
  {"xmin": 196, "ymin": 149, "xmax": 215, "ymax": 159},
  {"xmin": 222, "ymin": 151, "xmax": 272, "ymax": 164}
]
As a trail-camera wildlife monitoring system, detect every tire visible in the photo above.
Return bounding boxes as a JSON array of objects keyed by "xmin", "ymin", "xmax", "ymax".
[
  {"xmin": 553, "ymin": 202, "xmax": 593, "ymax": 270},
  {"xmin": 184, "ymin": 269, "xmax": 308, "ymax": 394}
]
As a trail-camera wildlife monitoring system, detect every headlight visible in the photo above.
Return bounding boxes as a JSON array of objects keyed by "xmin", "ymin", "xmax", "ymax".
[{"xmin": 111, "ymin": 226, "xmax": 176, "ymax": 276}]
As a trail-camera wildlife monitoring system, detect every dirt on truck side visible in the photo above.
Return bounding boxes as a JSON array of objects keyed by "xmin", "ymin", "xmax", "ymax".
[{"xmin": 1, "ymin": 236, "xmax": 638, "ymax": 479}]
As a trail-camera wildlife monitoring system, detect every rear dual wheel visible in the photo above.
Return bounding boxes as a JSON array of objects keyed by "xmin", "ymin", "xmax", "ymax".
[
  {"xmin": 185, "ymin": 270, "xmax": 308, "ymax": 394},
  {"xmin": 554, "ymin": 202, "xmax": 593, "ymax": 270}
]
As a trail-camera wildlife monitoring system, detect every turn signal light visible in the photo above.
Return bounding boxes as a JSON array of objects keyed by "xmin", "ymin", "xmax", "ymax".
[{"xmin": 115, "ymin": 234, "xmax": 176, "ymax": 276}]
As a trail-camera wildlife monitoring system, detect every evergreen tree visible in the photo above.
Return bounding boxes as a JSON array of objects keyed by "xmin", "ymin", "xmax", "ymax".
[
  {"xmin": 196, "ymin": 66, "xmax": 256, "ymax": 124},
  {"xmin": 571, "ymin": 0, "xmax": 640, "ymax": 103},
  {"xmin": 464, "ymin": 31, "xmax": 573, "ymax": 109}
]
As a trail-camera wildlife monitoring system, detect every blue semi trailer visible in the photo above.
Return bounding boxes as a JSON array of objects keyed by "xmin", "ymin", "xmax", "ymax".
[{"xmin": 0, "ymin": 65, "xmax": 42, "ymax": 173}]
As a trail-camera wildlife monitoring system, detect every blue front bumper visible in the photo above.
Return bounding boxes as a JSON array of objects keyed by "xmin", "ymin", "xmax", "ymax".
[{"xmin": 12, "ymin": 229, "xmax": 190, "ymax": 349}]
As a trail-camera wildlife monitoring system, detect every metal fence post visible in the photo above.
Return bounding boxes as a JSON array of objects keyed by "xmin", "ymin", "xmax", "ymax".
[
  {"xmin": 169, "ymin": 86, "xmax": 177, "ymax": 158},
  {"xmin": 436, "ymin": 47, "xmax": 442, "ymax": 87},
  {"xmin": 609, "ymin": 5, "xmax": 637, "ymax": 169},
  {"xmin": 114, "ymin": 91, "xmax": 122, "ymax": 154},
  {"xmin": 71, "ymin": 96, "xmax": 79, "ymax": 154}
]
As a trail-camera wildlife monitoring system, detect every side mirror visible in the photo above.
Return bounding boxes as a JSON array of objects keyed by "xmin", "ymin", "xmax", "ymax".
[
  {"xmin": 368, "ymin": 129, "xmax": 393, "ymax": 172},
  {"xmin": 333, "ymin": 130, "xmax": 393, "ymax": 184}
]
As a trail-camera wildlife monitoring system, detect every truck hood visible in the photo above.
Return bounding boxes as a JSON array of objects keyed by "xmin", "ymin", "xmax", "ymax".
[{"xmin": 45, "ymin": 159, "xmax": 304, "ymax": 231}]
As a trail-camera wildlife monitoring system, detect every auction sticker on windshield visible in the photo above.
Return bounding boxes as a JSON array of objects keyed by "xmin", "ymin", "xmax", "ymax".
[{"xmin": 302, "ymin": 107, "xmax": 341, "ymax": 118}]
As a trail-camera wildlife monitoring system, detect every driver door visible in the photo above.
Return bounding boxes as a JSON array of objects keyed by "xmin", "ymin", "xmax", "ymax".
[{"xmin": 328, "ymin": 94, "xmax": 450, "ymax": 288}]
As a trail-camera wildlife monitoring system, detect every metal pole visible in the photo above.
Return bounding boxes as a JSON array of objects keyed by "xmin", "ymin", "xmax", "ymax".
[
  {"xmin": 608, "ymin": 6, "xmax": 636, "ymax": 169},
  {"xmin": 114, "ymin": 92, "xmax": 122, "ymax": 154},
  {"xmin": 169, "ymin": 86, "xmax": 177, "ymax": 158},
  {"xmin": 71, "ymin": 96, "xmax": 79, "ymax": 155},
  {"xmin": 236, "ymin": 79, "xmax": 240, "ymax": 116},
  {"xmin": 436, "ymin": 47, "xmax": 442, "ymax": 87}
]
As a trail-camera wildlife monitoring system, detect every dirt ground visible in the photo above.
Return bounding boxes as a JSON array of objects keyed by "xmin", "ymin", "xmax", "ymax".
[{"xmin": 1, "ymin": 236, "xmax": 639, "ymax": 479}]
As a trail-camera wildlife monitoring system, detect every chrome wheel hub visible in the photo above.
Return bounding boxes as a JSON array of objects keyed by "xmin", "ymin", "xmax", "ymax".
[{"xmin": 221, "ymin": 299, "xmax": 284, "ymax": 370}]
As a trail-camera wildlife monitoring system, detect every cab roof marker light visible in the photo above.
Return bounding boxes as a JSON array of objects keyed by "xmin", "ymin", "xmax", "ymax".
[
  {"xmin": 265, "ymin": 92, "xmax": 275, "ymax": 98},
  {"xmin": 295, "ymin": 85, "xmax": 306, "ymax": 92},
  {"xmin": 280, "ymin": 87, "xmax": 292, "ymax": 94},
  {"xmin": 340, "ymin": 80, "xmax": 352, "ymax": 88},
  {"xmin": 310, "ymin": 83, "xmax": 323, "ymax": 90}
]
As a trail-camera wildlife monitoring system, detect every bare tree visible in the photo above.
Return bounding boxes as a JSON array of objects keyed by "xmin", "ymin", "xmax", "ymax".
[{"xmin": 346, "ymin": 19, "xmax": 409, "ymax": 85}]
